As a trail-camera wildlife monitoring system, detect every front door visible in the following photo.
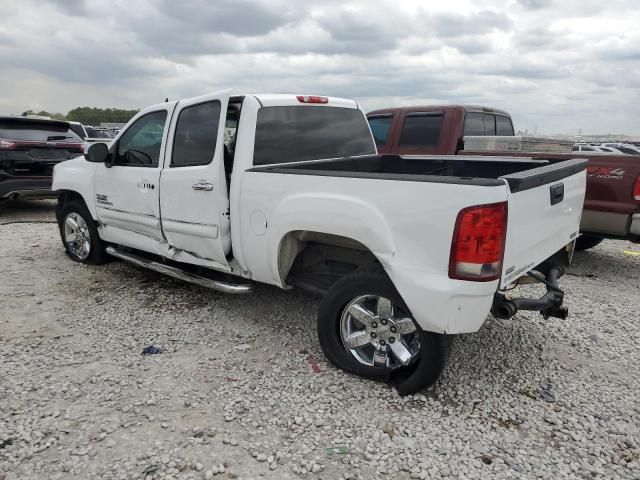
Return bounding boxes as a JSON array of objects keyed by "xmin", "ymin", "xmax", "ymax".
[
  {"xmin": 94, "ymin": 105, "xmax": 175, "ymax": 240},
  {"xmin": 159, "ymin": 91, "xmax": 231, "ymax": 268}
]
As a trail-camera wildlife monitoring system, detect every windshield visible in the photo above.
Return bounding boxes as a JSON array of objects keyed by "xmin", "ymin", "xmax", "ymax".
[
  {"xmin": 253, "ymin": 106, "xmax": 376, "ymax": 165},
  {"xmin": 0, "ymin": 119, "xmax": 82, "ymax": 142}
]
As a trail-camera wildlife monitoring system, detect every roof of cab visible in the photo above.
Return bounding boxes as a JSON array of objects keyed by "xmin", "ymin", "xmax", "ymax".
[{"xmin": 367, "ymin": 105, "xmax": 511, "ymax": 117}]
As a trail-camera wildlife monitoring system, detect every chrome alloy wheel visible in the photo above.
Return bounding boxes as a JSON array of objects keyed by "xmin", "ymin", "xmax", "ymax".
[
  {"xmin": 64, "ymin": 212, "xmax": 91, "ymax": 261},
  {"xmin": 339, "ymin": 295, "xmax": 420, "ymax": 368}
]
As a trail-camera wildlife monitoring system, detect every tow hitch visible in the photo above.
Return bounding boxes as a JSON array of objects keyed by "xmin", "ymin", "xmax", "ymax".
[{"xmin": 491, "ymin": 263, "xmax": 568, "ymax": 320}]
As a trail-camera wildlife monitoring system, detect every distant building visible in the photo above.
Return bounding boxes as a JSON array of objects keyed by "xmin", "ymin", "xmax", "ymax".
[{"xmin": 100, "ymin": 122, "xmax": 126, "ymax": 129}]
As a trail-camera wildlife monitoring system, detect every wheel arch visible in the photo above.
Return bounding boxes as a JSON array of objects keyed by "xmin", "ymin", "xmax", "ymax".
[
  {"xmin": 277, "ymin": 230, "xmax": 387, "ymax": 294},
  {"xmin": 56, "ymin": 189, "xmax": 97, "ymax": 222}
]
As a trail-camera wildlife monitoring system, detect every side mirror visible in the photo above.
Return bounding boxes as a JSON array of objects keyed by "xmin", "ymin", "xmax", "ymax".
[{"xmin": 85, "ymin": 142, "xmax": 110, "ymax": 164}]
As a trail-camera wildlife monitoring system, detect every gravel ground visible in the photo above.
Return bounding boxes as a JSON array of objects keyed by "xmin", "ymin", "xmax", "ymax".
[{"xmin": 1, "ymin": 200, "xmax": 640, "ymax": 480}]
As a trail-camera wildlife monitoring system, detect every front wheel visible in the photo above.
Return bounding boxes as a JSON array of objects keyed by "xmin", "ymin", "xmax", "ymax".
[
  {"xmin": 58, "ymin": 200, "xmax": 108, "ymax": 265},
  {"xmin": 317, "ymin": 270, "xmax": 449, "ymax": 390}
]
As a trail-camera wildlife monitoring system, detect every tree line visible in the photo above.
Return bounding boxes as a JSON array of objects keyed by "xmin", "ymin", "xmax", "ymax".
[{"xmin": 21, "ymin": 107, "xmax": 139, "ymax": 125}]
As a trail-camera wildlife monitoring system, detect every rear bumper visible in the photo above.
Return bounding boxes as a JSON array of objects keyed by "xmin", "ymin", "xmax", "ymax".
[
  {"xmin": 580, "ymin": 209, "xmax": 629, "ymax": 236},
  {"xmin": 0, "ymin": 176, "xmax": 55, "ymax": 199},
  {"xmin": 580, "ymin": 209, "xmax": 640, "ymax": 240}
]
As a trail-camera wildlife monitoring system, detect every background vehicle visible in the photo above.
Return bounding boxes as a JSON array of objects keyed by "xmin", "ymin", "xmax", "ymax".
[
  {"xmin": 572, "ymin": 144, "xmax": 621, "ymax": 154},
  {"xmin": 368, "ymin": 105, "xmax": 640, "ymax": 248},
  {"xmin": 53, "ymin": 92, "xmax": 586, "ymax": 394},
  {"xmin": 1, "ymin": 116, "xmax": 85, "ymax": 200},
  {"xmin": 68, "ymin": 121, "xmax": 89, "ymax": 140},
  {"xmin": 600, "ymin": 143, "xmax": 640, "ymax": 155}
]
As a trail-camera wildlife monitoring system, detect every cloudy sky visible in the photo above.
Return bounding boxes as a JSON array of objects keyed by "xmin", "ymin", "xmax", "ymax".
[{"xmin": 0, "ymin": 0, "xmax": 638, "ymax": 135}]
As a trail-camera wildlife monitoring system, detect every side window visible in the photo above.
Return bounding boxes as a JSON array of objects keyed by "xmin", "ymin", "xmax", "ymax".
[
  {"xmin": 367, "ymin": 115, "xmax": 393, "ymax": 147},
  {"xmin": 496, "ymin": 115, "xmax": 514, "ymax": 136},
  {"xmin": 116, "ymin": 111, "xmax": 167, "ymax": 167},
  {"xmin": 398, "ymin": 113, "xmax": 443, "ymax": 148},
  {"xmin": 572, "ymin": 146, "xmax": 579, "ymax": 152},
  {"xmin": 171, "ymin": 101, "xmax": 221, "ymax": 167},
  {"xmin": 463, "ymin": 112, "xmax": 484, "ymax": 136}
]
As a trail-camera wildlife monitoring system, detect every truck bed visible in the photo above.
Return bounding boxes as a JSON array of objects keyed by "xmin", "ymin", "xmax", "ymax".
[
  {"xmin": 250, "ymin": 154, "xmax": 586, "ymax": 192},
  {"xmin": 242, "ymin": 153, "xmax": 586, "ymax": 333}
]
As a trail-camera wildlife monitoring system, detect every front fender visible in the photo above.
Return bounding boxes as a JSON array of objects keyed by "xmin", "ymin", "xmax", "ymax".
[
  {"xmin": 52, "ymin": 157, "xmax": 98, "ymax": 219},
  {"xmin": 268, "ymin": 192, "xmax": 396, "ymax": 284}
]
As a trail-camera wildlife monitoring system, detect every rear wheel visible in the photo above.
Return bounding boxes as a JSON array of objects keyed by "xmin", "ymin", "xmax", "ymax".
[
  {"xmin": 575, "ymin": 234, "xmax": 604, "ymax": 251},
  {"xmin": 58, "ymin": 200, "xmax": 108, "ymax": 265},
  {"xmin": 317, "ymin": 270, "xmax": 449, "ymax": 388}
]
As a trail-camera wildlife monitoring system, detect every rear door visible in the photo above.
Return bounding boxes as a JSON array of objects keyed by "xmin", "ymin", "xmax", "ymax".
[
  {"xmin": 499, "ymin": 159, "xmax": 587, "ymax": 287},
  {"xmin": 159, "ymin": 90, "xmax": 231, "ymax": 269},
  {"xmin": 94, "ymin": 105, "xmax": 175, "ymax": 240}
]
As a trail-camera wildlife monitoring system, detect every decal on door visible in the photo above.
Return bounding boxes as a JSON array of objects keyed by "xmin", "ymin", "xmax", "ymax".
[{"xmin": 96, "ymin": 194, "xmax": 112, "ymax": 206}]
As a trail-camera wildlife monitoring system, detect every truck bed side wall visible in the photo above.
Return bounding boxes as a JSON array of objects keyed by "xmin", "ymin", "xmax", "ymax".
[{"xmin": 239, "ymin": 170, "xmax": 507, "ymax": 334}]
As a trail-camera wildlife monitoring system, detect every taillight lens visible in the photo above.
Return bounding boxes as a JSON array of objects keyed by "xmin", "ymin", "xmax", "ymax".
[
  {"xmin": 296, "ymin": 95, "xmax": 329, "ymax": 104},
  {"xmin": 634, "ymin": 176, "xmax": 640, "ymax": 201},
  {"xmin": 0, "ymin": 140, "xmax": 17, "ymax": 150},
  {"xmin": 449, "ymin": 202, "xmax": 507, "ymax": 281}
]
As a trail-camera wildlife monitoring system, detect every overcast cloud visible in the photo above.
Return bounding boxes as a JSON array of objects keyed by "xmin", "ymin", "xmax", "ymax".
[{"xmin": 0, "ymin": 0, "xmax": 638, "ymax": 134}]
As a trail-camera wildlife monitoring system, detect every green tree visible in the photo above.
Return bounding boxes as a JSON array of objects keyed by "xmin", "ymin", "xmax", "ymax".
[{"xmin": 66, "ymin": 107, "xmax": 138, "ymax": 125}]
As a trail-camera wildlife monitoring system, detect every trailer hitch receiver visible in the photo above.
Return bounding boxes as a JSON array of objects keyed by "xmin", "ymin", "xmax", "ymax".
[{"xmin": 491, "ymin": 263, "xmax": 568, "ymax": 320}]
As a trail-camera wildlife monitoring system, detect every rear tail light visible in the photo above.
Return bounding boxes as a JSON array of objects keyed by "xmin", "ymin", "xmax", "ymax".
[
  {"xmin": 0, "ymin": 140, "xmax": 17, "ymax": 150},
  {"xmin": 296, "ymin": 95, "xmax": 329, "ymax": 104},
  {"xmin": 449, "ymin": 202, "xmax": 507, "ymax": 282},
  {"xmin": 634, "ymin": 176, "xmax": 640, "ymax": 201}
]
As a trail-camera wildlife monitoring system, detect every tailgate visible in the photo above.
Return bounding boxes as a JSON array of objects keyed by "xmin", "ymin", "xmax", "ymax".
[{"xmin": 499, "ymin": 159, "xmax": 587, "ymax": 287}]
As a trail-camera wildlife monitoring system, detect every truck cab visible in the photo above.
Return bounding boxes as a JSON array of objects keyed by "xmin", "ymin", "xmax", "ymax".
[{"xmin": 367, "ymin": 105, "xmax": 514, "ymax": 155}]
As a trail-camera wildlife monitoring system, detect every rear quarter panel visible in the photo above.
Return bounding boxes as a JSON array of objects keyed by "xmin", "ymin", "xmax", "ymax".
[{"xmin": 239, "ymin": 171, "xmax": 508, "ymax": 333}]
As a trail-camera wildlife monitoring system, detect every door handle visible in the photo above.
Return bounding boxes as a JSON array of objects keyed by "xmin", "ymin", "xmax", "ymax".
[{"xmin": 192, "ymin": 182, "xmax": 214, "ymax": 191}]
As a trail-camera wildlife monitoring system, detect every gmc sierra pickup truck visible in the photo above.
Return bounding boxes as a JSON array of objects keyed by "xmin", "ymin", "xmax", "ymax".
[
  {"xmin": 368, "ymin": 105, "xmax": 640, "ymax": 249},
  {"xmin": 53, "ymin": 92, "xmax": 586, "ymax": 394}
]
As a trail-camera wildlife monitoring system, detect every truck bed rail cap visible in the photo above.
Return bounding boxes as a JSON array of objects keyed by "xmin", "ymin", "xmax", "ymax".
[{"xmin": 501, "ymin": 158, "xmax": 588, "ymax": 193}]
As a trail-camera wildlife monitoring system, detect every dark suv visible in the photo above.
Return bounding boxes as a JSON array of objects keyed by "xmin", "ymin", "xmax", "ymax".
[{"xmin": 0, "ymin": 116, "xmax": 85, "ymax": 200}]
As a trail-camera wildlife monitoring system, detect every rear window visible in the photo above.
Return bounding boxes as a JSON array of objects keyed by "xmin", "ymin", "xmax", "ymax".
[
  {"xmin": 398, "ymin": 113, "xmax": 443, "ymax": 148},
  {"xmin": 253, "ymin": 106, "xmax": 376, "ymax": 166},
  {"xmin": 0, "ymin": 119, "xmax": 82, "ymax": 142},
  {"xmin": 367, "ymin": 115, "xmax": 393, "ymax": 147},
  {"xmin": 464, "ymin": 112, "xmax": 498, "ymax": 136},
  {"xmin": 496, "ymin": 115, "xmax": 514, "ymax": 136}
]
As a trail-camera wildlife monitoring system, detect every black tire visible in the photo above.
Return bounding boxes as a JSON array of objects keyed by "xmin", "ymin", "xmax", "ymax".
[
  {"xmin": 575, "ymin": 234, "xmax": 604, "ymax": 251},
  {"xmin": 58, "ymin": 200, "xmax": 108, "ymax": 265},
  {"xmin": 317, "ymin": 270, "xmax": 450, "ymax": 388}
]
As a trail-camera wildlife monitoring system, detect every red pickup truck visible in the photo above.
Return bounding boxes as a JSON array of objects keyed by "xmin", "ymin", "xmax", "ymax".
[{"xmin": 367, "ymin": 105, "xmax": 640, "ymax": 250}]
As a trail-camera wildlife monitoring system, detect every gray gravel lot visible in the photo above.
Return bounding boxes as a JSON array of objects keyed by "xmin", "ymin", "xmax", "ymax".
[{"xmin": 1, "ymin": 200, "xmax": 639, "ymax": 480}]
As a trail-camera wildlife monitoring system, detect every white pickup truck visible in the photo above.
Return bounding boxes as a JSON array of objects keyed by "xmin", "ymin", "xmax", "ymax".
[{"xmin": 53, "ymin": 91, "xmax": 587, "ymax": 394}]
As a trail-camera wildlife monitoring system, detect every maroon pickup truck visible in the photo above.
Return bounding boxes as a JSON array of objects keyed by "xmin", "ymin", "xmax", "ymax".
[{"xmin": 367, "ymin": 105, "xmax": 640, "ymax": 250}]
